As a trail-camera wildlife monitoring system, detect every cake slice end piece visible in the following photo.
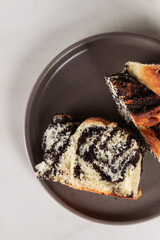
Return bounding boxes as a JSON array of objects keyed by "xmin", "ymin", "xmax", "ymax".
[{"xmin": 105, "ymin": 63, "xmax": 160, "ymax": 162}]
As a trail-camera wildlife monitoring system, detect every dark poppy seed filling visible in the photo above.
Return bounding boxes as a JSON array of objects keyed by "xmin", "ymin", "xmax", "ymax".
[
  {"xmin": 107, "ymin": 71, "xmax": 160, "ymax": 115},
  {"xmin": 37, "ymin": 114, "xmax": 80, "ymax": 179},
  {"xmin": 74, "ymin": 125, "xmax": 141, "ymax": 183},
  {"xmin": 73, "ymin": 164, "xmax": 84, "ymax": 180}
]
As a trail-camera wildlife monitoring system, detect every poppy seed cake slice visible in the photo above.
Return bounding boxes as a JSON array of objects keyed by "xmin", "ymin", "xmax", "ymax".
[
  {"xmin": 35, "ymin": 115, "xmax": 144, "ymax": 199},
  {"xmin": 105, "ymin": 62, "xmax": 160, "ymax": 161}
]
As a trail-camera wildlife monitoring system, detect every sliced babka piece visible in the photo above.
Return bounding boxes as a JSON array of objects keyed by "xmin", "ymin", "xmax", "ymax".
[
  {"xmin": 36, "ymin": 115, "xmax": 145, "ymax": 199},
  {"xmin": 105, "ymin": 62, "xmax": 160, "ymax": 161}
]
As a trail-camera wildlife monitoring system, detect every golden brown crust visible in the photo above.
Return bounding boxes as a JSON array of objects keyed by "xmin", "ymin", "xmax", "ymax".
[
  {"xmin": 130, "ymin": 105, "xmax": 160, "ymax": 127},
  {"xmin": 38, "ymin": 173, "xmax": 142, "ymax": 199},
  {"xmin": 59, "ymin": 181, "xmax": 142, "ymax": 199},
  {"xmin": 138, "ymin": 126, "xmax": 160, "ymax": 162},
  {"xmin": 69, "ymin": 184, "xmax": 142, "ymax": 200},
  {"xmin": 80, "ymin": 117, "xmax": 112, "ymax": 127},
  {"xmin": 140, "ymin": 65, "xmax": 160, "ymax": 96},
  {"xmin": 48, "ymin": 176, "xmax": 142, "ymax": 200},
  {"xmin": 127, "ymin": 62, "xmax": 160, "ymax": 96}
]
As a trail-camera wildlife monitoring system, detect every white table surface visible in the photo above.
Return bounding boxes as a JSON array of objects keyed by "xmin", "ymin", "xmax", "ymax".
[{"xmin": 1, "ymin": 0, "xmax": 160, "ymax": 239}]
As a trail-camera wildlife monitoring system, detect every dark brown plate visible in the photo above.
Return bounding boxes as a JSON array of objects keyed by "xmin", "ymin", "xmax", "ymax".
[{"xmin": 25, "ymin": 32, "xmax": 160, "ymax": 224}]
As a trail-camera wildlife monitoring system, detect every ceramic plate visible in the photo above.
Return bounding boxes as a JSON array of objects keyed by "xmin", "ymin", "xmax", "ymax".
[{"xmin": 25, "ymin": 32, "xmax": 160, "ymax": 224}]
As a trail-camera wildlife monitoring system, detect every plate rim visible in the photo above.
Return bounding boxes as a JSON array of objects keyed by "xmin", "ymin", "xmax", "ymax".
[{"xmin": 24, "ymin": 32, "xmax": 160, "ymax": 225}]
